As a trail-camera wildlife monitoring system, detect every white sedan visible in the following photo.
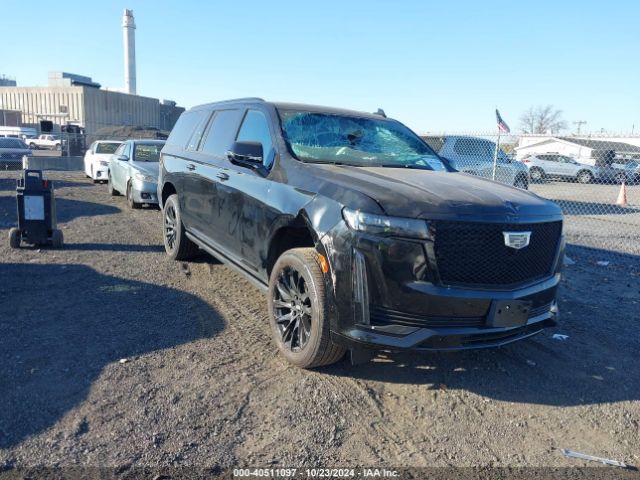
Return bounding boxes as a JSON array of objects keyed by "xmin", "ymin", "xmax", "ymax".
[{"xmin": 84, "ymin": 141, "xmax": 123, "ymax": 182}]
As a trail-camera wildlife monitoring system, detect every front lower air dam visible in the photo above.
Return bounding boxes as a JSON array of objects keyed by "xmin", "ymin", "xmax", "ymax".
[{"xmin": 352, "ymin": 249, "xmax": 370, "ymax": 325}]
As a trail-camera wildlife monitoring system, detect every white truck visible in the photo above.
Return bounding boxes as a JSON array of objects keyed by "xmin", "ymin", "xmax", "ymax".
[{"xmin": 26, "ymin": 134, "xmax": 63, "ymax": 150}]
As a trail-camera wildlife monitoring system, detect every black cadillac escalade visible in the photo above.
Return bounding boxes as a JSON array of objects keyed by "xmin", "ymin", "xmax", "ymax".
[{"xmin": 158, "ymin": 98, "xmax": 564, "ymax": 368}]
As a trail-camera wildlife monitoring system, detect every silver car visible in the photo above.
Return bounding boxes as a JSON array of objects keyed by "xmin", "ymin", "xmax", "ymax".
[
  {"xmin": 107, "ymin": 139, "xmax": 165, "ymax": 208},
  {"xmin": 0, "ymin": 137, "xmax": 32, "ymax": 169},
  {"xmin": 521, "ymin": 153, "xmax": 596, "ymax": 184}
]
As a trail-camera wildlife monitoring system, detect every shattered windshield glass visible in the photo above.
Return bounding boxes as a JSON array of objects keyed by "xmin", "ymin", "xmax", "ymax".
[{"xmin": 279, "ymin": 111, "xmax": 448, "ymax": 171}]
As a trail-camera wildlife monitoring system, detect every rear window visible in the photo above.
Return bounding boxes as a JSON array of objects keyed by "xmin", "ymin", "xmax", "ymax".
[
  {"xmin": 0, "ymin": 138, "xmax": 27, "ymax": 149},
  {"xmin": 133, "ymin": 143, "xmax": 164, "ymax": 162},
  {"xmin": 95, "ymin": 142, "xmax": 121, "ymax": 154},
  {"xmin": 166, "ymin": 110, "xmax": 209, "ymax": 148}
]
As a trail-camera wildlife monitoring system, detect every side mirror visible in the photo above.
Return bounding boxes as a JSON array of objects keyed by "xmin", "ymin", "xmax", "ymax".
[
  {"xmin": 117, "ymin": 155, "xmax": 129, "ymax": 161},
  {"xmin": 226, "ymin": 141, "xmax": 263, "ymax": 165}
]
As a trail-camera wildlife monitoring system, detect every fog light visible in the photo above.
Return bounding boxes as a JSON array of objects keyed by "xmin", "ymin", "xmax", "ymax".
[
  {"xmin": 141, "ymin": 192, "xmax": 150, "ymax": 199},
  {"xmin": 352, "ymin": 249, "xmax": 370, "ymax": 325},
  {"xmin": 96, "ymin": 171, "xmax": 102, "ymax": 177}
]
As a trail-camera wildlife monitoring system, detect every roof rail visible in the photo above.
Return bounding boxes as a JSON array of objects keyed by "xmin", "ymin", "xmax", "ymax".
[{"xmin": 217, "ymin": 97, "xmax": 265, "ymax": 103}]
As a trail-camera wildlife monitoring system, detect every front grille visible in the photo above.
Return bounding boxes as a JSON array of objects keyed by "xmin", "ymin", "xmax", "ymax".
[
  {"xmin": 370, "ymin": 305, "xmax": 484, "ymax": 328},
  {"xmin": 432, "ymin": 220, "xmax": 562, "ymax": 288}
]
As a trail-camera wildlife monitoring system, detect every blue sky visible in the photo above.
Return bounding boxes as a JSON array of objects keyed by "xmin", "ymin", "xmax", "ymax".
[{"xmin": 2, "ymin": 0, "xmax": 638, "ymax": 134}]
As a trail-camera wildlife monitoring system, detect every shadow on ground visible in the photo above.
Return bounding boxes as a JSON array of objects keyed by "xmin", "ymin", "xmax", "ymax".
[
  {"xmin": 0, "ymin": 196, "xmax": 119, "ymax": 226},
  {"xmin": 0, "ymin": 263, "xmax": 224, "ymax": 449},
  {"xmin": 0, "ymin": 177, "xmax": 94, "ymax": 192}
]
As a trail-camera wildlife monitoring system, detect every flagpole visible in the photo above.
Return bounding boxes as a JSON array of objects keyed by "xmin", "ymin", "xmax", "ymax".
[{"xmin": 492, "ymin": 126, "xmax": 501, "ymax": 181}]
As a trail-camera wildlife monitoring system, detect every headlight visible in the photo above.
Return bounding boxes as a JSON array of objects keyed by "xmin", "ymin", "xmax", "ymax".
[
  {"xmin": 342, "ymin": 207, "xmax": 429, "ymax": 239},
  {"xmin": 99, "ymin": 160, "xmax": 109, "ymax": 166},
  {"xmin": 133, "ymin": 172, "xmax": 156, "ymax": 183}
]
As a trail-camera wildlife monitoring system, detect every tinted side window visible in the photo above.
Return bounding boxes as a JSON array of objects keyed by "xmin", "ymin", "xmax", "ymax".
[
  {"xmin": 453, "ymin": 138, "xmax": 492, "ymax": 158},
  {"xmin": 200, "ymin": 110, "xmax": 244, "ymax": 157},
  {"xmin": 236, "ymin": 110, "xmax": 274, "ymax": 167},
  {"xmin": 166, "ymin": 110, "xmax": 208, "ymax": 148},
  {"xmin": 186, "ymin": 112, "xmax": 212, "ymax": 151}
]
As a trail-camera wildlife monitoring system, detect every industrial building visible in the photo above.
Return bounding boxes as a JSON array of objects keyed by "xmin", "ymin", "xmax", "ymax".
[
  {"xmin": 0, "ymin": 10, "xmax": 184, "ymax": 142},
  {"xmin": 0, "ymin": 73, "xmax": 184, "ymax": 138}
]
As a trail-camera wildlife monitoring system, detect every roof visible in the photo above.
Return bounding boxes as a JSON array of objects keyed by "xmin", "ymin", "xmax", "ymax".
[
  {"xmin": 558, "ymin": 137, "xmax": 640, "ymax": 153},
  {"xmin": 516, "ymin": 136, "xmax": 640, "ymax": 154},
  {"xmin": 191, "ymin": 98, "xmax": 388, "ymax": 120}
]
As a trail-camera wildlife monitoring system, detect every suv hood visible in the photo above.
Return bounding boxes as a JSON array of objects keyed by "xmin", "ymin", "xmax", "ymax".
[{"xmin": 310, "ymin": 165, "xmax": 561, "ymax": 221}]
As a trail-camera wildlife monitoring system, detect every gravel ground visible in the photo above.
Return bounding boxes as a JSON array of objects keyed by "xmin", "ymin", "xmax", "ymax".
[{"xmin": 0, "ymin": 171, "xmax": 639, "ymax": 474}]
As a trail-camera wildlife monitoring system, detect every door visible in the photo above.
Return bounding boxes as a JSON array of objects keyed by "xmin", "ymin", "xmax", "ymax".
[
  {"xmin": 540, "ymin": 155, "xmax": 562, "ymax": 175},
  {"xmin": 224, "ymin": 109, "xmax": 276, "ymax": 269},
  {"xmin": 192, "ymin": 109, "xmax": 245, "ymax": 250},
  {"xmin": 112, "ymin": 143, "xmax": 131, "ymax": 192},
  {"xmin": 557, "ymin": 156, "xmax": 578, "ymax": 177}
]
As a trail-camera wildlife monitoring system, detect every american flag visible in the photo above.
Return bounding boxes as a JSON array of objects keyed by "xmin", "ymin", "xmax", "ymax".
[{"xmin": 496, "ymin": 109, "xmax": 510, "ymax": 134}]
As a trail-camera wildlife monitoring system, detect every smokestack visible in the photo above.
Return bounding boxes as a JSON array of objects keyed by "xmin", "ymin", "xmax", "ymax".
[{"xmin": 122, "ymin": 9, "xmax": 136, "ymax": 95}]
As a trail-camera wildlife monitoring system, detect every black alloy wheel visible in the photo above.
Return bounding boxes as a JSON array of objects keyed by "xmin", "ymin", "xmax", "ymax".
[{"xmin": 273, "ymin": 266, "xmax": 313, "ymax": 352}]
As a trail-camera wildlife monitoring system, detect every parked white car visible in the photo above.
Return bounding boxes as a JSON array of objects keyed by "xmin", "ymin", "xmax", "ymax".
[
  {"xmin": 26, "ymin": 134, "xmax": 63, "ymax": 150},
  {"xmin": 84, "ymin": 141, "xmax": 123, "ymax": 182},
  {"xmin": 520, "ymin": 153, "xmax": 596, "ymax": 184}
]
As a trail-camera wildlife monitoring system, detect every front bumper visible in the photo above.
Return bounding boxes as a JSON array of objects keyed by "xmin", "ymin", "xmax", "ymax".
[
  {"xmin": 131, "ymin": 179, "xmax": 159, "ymax": 204},
  {"xmin": 321, "ymin": 220, "xmax": 564, "ymax": 352},
  {"xmin": 91, "ymin": 165, "xmax": 109, "ymax": 180}
]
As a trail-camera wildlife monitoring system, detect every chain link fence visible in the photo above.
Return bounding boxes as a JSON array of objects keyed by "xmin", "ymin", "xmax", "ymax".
[{"xmin": 421, "ymin": 132, "xmax": 640, "ymax": 262}]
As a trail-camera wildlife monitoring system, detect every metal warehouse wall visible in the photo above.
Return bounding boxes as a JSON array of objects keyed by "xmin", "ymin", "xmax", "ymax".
[
  {"xmin": 0, "ymin": 86, "xmax": 84, "ymax": 131},
  {"xmin": 83, "ymin": 88, "xmax": 161, "ymax": 135}
]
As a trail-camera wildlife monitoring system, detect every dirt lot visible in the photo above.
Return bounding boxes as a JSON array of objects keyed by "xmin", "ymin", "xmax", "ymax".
[{"xmin": 1, "ymin": 171, "xmax": 639, "ymax": 473}]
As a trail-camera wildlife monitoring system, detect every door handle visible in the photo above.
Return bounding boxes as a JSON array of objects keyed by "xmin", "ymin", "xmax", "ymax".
[
  {"xmin": 186, "ymin": 163, "xmax": 196, "ymax": 171},
  {"xmin": 216, "ymin": 172, "xmax": 230, "ymax": 181}
]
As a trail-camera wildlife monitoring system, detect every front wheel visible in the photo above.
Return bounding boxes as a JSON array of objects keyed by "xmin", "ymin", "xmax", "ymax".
[
  {"xmin": 268, "ymin": 248, "xmax": 346, "ymax": 369},
  {"xmin": 55, "ymin": 144, "xmax": 62, "ymax": 151},
  {"xmin": 163, "ymin": 194, "xmax": 198, "ymax": 261},
  {"xmin": 127, "ymin": 183, "xmax": 141, "ymax": 209},
  {"xmin": 29, "ymin": 143, "xmax": 37, "ymax": 150},
  {"xmin": 577, "ymin": 170, "xmax": 593, "ymax": 184}
]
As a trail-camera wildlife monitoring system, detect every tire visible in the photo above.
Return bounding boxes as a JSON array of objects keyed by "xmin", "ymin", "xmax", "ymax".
[
  {"xmin": 51, "ymin": 229, "xmax": 64, "ymax": 248},
  {"xmin": 29, "ymin": 143, "xmax": 37, "ymax": 150},
  {"xmin": 529, "ymin": 167, "xmax": 544, "ymax": 182},
  {"xmin": 127, "ymin": 182, "xmax": 140, "ymax": 209},
  {"xmin": 108, "ymin": 172, "xmax": 120, "ymax": 196},
  {"xmin": 8, "ymin": 228, "xmax": 21, "ymax": 248},
  {"xmin": 55, "ymin": 144, "xmax": 61, "ymax": 151},
  {"xmin": 268, "ymin": 248, "xmax": 346, "ymax": 369},
  {"xmin": 513, "ymin": 175, "xmax": 529, "ymax": 190},
  {"xmin": 163, "ymin": 194, "xmax": 198, "ymax": 261},
  {"xmin": 577, "ymin": 170, "xmax": 593, "ymax": 184}
]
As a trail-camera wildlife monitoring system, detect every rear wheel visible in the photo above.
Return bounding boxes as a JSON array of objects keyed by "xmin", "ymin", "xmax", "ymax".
[
  {"xmin": 29, "ymin": 143, "xmax": 37, "ymax": 150},
  {"xmin": 8, "ymin": 228, "xmax": 21, "ymax": 248},
  {"xmin": 513, "ymin": 175, "xmax": 529, "ymax": 190},
  {"xmin": 163, "ymin": 194, "xmax": 198, "ymax": 260},
  {"xmin": 529, "ymin": 167, "xmax": 544, "ymax": 182},
  {"xmin": 108, "ymin": 172, "xmax": 120, "ymax": 196},
  {"xmin": 577, "ymin": 170, "xmax": 593, "ymax": 184},
  {"xmin": 268, "ymin": 248, "xmax": 346, "ymax": 368}
]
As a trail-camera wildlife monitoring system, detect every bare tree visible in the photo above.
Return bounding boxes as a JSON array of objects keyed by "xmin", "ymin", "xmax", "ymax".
[{"xmin": 519, "ymin": 105, "xmax": 567, "ymax": 134}]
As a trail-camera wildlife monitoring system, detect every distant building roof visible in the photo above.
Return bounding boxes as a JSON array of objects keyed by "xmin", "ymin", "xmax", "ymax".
[{"xmin": 558, "ymin": 137, "xmax": 640, "ymax": 153}]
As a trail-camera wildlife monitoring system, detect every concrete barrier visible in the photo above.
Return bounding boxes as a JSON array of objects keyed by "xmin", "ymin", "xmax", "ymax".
[{"xmin": 23, "ymin": 156, "xmax": 84, "ymax": 171}]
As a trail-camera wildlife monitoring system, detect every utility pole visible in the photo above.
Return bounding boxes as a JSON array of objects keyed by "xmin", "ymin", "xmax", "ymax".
[{"xmin": 573, "ymin": 120, "xmax": 587, "ymax": 135}]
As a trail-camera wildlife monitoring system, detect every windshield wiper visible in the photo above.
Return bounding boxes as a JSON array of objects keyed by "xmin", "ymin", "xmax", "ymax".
[{"xmin": 376, "ymin": 164, "xmax": 433, "ymax": 171}]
